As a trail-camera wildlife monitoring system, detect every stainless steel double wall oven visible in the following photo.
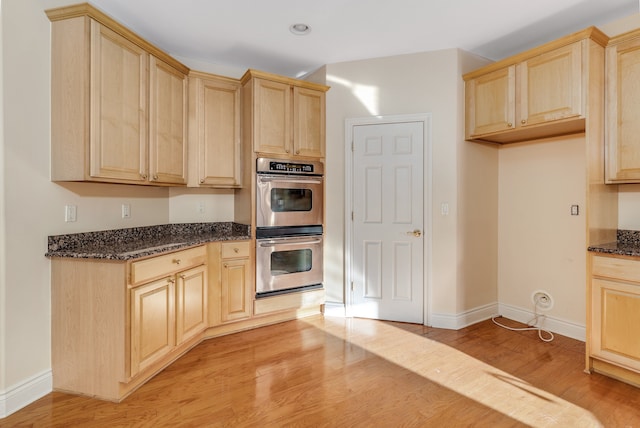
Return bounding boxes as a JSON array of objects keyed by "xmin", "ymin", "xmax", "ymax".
[{"xmin": 255, "ymin": 158, "xmax": 324, "ymax": 297}]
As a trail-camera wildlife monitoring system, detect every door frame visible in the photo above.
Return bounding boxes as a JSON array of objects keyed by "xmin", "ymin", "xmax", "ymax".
[{"xmin": 344, "ymin": 113, "xmax": 433, "ymax": 325}]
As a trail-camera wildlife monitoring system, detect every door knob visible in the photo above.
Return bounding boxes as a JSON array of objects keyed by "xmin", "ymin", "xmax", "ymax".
[{"xmin": 407, "ymin": 229, "xmax": 422, "ymax": 237}]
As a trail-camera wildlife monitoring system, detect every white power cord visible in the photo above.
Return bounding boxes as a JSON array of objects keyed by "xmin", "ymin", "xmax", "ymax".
[{"xmin": 491, "ymin": 296, "xmax": 554, "ymax": 342}]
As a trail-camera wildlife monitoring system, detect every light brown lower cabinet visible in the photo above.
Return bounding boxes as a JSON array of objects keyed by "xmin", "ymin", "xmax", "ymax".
[
  {"xmin": 588, "ymin": 254, "xmax": 640, "ymax": 386},
  {"xmin": 51, "ymin": 246, "xmax": 207, "ymax": 401},
  {"xmin": 51, "ymin": 240, "xmax": 324, "ymax": 401}
]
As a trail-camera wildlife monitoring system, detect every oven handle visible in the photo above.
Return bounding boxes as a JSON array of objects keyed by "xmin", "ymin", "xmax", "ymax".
[
  {"xmin": 258, "ymin": 237, "xmax": 323, "ymax": 247},
  {"xmin": 257, "ymin": 174, "xmax": 323, "ymax": 184}
]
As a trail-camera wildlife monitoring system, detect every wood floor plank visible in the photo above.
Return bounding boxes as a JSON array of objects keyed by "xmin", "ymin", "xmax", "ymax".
[{"xmin": 2, "ymin": 316, "xmax": 639, "ymax": 427}]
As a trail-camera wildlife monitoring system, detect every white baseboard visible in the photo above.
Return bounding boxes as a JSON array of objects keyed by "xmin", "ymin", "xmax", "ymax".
[
  {"xmin": 429, "ymin": 303, "xmax": 499, "ymax": 330},
  {"xmin": 323, "ymin": 301, "xmax": 346, "ymax": 317},
  {"xmin": 0, "ymin": 370, "xmax": 52, "ymax": 419},
  {"xmin": 498, "ymin": 303, "xmax": 586, "ymax": 342}
]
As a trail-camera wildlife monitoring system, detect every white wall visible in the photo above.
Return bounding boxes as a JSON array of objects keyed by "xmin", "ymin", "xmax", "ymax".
[
  {"xmin": 324, "ymin": 49, "xmax": 498, "ymax": 326},
  {"xmin": 497, "ymin": 136, "xmax": 587, "ymax": 332}
]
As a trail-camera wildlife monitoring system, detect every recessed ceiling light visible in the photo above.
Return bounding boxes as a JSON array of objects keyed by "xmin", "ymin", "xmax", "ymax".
[{"xmin": 290, "ymin": 23, "xmax": 311, "ymax": 35}]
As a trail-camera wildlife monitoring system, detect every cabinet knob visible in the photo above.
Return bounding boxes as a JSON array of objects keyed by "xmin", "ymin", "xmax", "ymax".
[
  {"xmin": 200, "ymin": 179, "xmax": 205, "ymax": 184},
  {"xmin": 172, "ymin": 259, "xmax": 181, "ymax": 265},
  {"xmin": 521, "ymin": 119, "xmax": 527, "ymax": 124},
  {"xmin": 180, "ymin": 274, "xmax": 186, "ymax": 280},
  {"xmin": 296, "ymin": 150, "xmax": 300, "ymax": 154},
  {"xmin": 140, "ymin": 173, "xmax": 148, "ymax": 180},
  {"xmin": 224, "ymin": 263, "xmax": 228, "ymax": 268},
  {"xmin": 153, "ymin": 174, "xmax": 158, "ymax": 181},
  {"xmin": 168, "ymin": 277, "xmax": 175, "ymax": 284},
  {"xmin": 507, "ymin": 122, "xmax": 513, "ymax": 128},
  {"xmin": 233, "ymin": 248, "xmax": 239, "ymax": 253},
  {"xmin": 285, "ymin": 149, "xmax": 290, "ymax": 153}
]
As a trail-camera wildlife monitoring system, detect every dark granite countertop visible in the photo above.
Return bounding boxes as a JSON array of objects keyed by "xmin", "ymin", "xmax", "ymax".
[
  {"xmin": 588, "ymin": 230, "xmax": 640, "ymax": 257},
  {"xmin": 46, "ymin": 222, "xmax": 250, "ymax": 260}
]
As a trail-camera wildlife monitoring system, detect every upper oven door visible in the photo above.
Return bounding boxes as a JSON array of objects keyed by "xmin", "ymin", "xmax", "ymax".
[{"xmin": 256, "ymin": 174, "xmax": 323, "ymax": 228}]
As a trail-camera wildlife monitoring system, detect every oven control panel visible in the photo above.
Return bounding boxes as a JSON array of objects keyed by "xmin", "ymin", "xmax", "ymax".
[{"xmin": 257, "ymin": 158, "xmax": 324, "ymax": 176}]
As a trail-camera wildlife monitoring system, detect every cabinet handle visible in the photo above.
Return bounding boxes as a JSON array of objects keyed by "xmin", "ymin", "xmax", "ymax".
[
  {"xmin": 200, "ymin": 179, "xmax": 205, "ymax": 184},
  {"xmin": 140, "ymin": 173, "xmax": 148, "ymax": 180},
  {"xmin": 521, "ymin": 119, "xmax": 527, "ymax": 125},
  {"xmin": 233, "ymin": 248, "xmax": 239, "ymax": 253},
  {"xmin": 285, "ymin": 149, "xmax": 290, "ymax": 153},
  {"xmin": 168, "ymin": 277, "xmax": 175, "ymax": 284},
  {"xmin": 172, "ymin": 259, "xmax": 181, "ymax": 265},
  {"xmin": 507, "ymin": 122, "xmax": 513, "ymax": 128},
  {"xmin": 180, "ymin": 274, "xmax": 186, "ymax": 279},
  {"xmin": 153, "ymin": 174, "xmax": 158, "ymax": 181}
]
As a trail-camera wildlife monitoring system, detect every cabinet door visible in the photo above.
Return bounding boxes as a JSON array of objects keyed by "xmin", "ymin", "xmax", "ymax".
[
  {"xmin": 130, "ymin": 277, "xmax": 175, "ymax": 377},
  {"xmin": 176, "ymin": 265, "xmax": 208, "ymax": 344},
  {"xmin": 606, "ymin": 36, "xmax": 640, "ymax": 182},
  {"xmin": 90, "ymin": 21, "xmax": 148, "ymax": 182},
  {"xmin": 465, "ymin": 66, "xmax": 516, "ymax": 138},
  {"xmin": 293, "ymin": 87, "xmax": 325, "ymax": 158},
  {"xmin": 519, "ymin": 42, "xmax": 583, "ymax": 127},
  {"xmin": 149, "ymin": 57, "xmax": 187, "ymax": 185},
  {"xmin": 221, "ymin": 258, "xmax": 252, "ymax": 322},
  {"xmin": 253, "ymin": 78, "xmax": 291, "ymax": 155},
  {"xmin": 591, "ymin": 278, "xmax": 640, "ymax": 371},
  {"xmin": 190, "ymin": 75, "xmax": 241, "ymax": 187}
]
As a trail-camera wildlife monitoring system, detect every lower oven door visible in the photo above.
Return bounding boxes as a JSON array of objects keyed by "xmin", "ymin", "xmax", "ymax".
[{"xmin": 256, "ymin": 235, "xmax": 323, "ymax": 296}]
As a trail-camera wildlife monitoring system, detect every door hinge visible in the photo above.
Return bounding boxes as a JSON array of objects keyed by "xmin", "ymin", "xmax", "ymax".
[
  {"xmin": 350, "ymin": 281, "xmax": 354, "ymax": 291},
  {"xmin": 351, "ymin": 211, "xmax": 354, "ymax": 221},
  {"xmin": 351, "ymin": 140, "xmax": 354, "ymax": 151}
]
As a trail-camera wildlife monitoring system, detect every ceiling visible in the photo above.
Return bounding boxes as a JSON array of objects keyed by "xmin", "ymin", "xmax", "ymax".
[{"xmin": 88, "ymin": 0, "xmax": 639, "ymax": 78}]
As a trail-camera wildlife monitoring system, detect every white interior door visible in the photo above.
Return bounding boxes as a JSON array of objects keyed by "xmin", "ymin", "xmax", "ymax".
[{"xmin": 350, "ymin": 121, "xmax": 424, "ymax": 323}]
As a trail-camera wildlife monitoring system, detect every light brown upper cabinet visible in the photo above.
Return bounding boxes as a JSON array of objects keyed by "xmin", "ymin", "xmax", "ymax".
[
  {"xmin": 188, "ymin": 72, "xmax": 242, "ymax": 188},
  {"xmin": 464, "ymin": 27, "xmax": 608, "ymax": 144},
  {"xmin": 47, "ymin": 4, "xmax": 188, "ymax": 185},
  {"xmin": 605, "ymin": 29, "xmax": 640, "ymax": 183},
  {"xmin": 242, "ymin": 69, "xmax": 329, "ymax": 159}
]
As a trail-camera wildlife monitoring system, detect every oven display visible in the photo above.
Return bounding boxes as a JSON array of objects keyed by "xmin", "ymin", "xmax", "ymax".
[{"xmin": 269, "ymin": 161, "xmax": 314, "ymax": 173}]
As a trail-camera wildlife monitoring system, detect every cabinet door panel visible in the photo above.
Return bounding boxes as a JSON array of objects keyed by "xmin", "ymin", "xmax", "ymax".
[
  {"xmin": 176, "ymin": 265, "xmax": 208, "ymax": 344},
  {"xmin": 221, "ymin": 259, "xmax": 251, "ymax": 322},
  {"xmin": 90, "ymin": 21, "xmax": 147, "ymax": 182},
  {"xmin": 190, "ymin": 76, "xmax": 241, "ymax": 187},
  {"xmin": 519, "ymin": 42, "xmax": 583, "ymax": 127},
  {"xmin": 606, "ymin": 37, "xmax": 640, "ymax": 182},
  {"xmin": 293, "ymin": 87, "xmax": 325, "ymax": 158},
  {"xmin": 149, "ymin": 57, "xmax": 187, "ymax": 184},
  {"xmin": 591, "ymin": 278, "xmax": 640, "ymax": 370},
  {"xmin": 130, "ymin": 277, "xmax": 175, "ymax": 377},
  {"xmin": 253, "ymin": 79, "xmax": 291, "ymax": 155},
  {"xmin": 465, "ymin": 66, "xmax": 515, "ymax": 138}
]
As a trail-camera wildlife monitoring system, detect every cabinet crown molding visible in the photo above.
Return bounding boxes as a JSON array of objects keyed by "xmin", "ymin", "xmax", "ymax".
[
  {"xmin": 45, "ymin": 2, "xmax": 189, "ymax": 75},
  {"xmin": 241, "ymin": 69, "xmax": 330, "ymax": 92},
  {"xmin": 463, "ymin": 26, "xmax": 608, "ymax": 81}
]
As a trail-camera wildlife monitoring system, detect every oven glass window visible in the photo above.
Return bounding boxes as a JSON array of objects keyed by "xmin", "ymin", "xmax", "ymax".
[
  {"xmin": 271, "ymin": 189, "xmax": 312, "ymax": 212},
  {"xmin": 271, "ymin": 249, "xmax": 312, "ymax": 275}
]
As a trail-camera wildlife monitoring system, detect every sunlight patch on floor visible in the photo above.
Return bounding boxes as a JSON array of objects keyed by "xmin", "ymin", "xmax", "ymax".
[{"xmin": 304, "ymin": 316, "xmax": 602, "ymax": 427}]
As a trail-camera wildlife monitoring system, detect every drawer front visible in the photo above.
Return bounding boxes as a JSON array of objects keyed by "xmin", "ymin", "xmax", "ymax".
[
  {"xmin": 221, "ymin": 241, "xmax": 250, "ymax": 259},
  {"xmin": 130, "ymin": 246, "xmax": 206, "ymax": 285},
  {"xmin": 592, "ymin": 254, "xmax": 640, "ymax": 283}
]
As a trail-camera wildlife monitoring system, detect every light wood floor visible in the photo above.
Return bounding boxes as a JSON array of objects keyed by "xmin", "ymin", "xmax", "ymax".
[{"xmin": 2, "ymin": 316, "xmax": 640, "ymax": 427}]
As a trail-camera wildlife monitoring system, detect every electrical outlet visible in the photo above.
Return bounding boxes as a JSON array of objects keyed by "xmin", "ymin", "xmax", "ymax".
[
  {"xmin": 532, "ymin": 290, "xmax": 554, "ymax": 311},
  {"xmin": 571, "ymin": 205, "xmax": 579, "ymax": 216},
  {"xmin": 198, "ymin": 201, "xmax": 206, "ymax": 214},
  {"xmin": 122, "ymin": 204, "xmax": 131, "ymax": 219}
]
